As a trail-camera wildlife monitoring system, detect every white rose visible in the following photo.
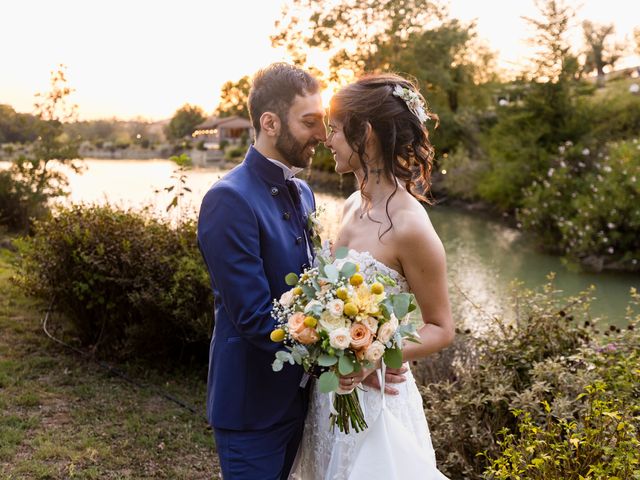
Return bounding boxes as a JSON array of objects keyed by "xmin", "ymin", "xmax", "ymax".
[
  {"xmin": 361, "ymin": 316, "xmax": 379, "ymax": 334},
  {"xmin": 329, "ymin": 327, "xmax": 352, "ymax": 350},
  {"xmin": 279, "ymin": 289, "xmax": 295, "ymax": 307},
  {"xmin": 364, "ymin": 341, "xmax": 385, "ymax": 363},
  {"xmin": 326, "ymin": 299, "xmax": 344, "ymax": 317},
  {"xmin": 377, "ymin": 314, "xmax": 399, "ymax": 344},
  {"xmin": 318, "ymin": 310, "xmax": 347, "ymax": 332}
]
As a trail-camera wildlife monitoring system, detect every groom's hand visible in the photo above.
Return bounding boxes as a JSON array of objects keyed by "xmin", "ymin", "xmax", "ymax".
[{"xmin": 362, "ymin": 366, "xmax": 408, "ymax": 395}]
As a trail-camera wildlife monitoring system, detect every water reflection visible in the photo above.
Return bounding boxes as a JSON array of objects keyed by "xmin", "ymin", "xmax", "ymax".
[{"xmin": 2, "ymin": 158, "xmax": 637, "ymax": 325}]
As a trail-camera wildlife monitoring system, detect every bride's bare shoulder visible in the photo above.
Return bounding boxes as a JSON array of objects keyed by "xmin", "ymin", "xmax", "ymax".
[{"xmin": 392, "ymin": 197, "xmax": 443, "ymax": 255}]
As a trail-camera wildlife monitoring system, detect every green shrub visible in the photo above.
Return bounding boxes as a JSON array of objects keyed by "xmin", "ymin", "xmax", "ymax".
[
  {"xmin": 417, "ymin": 278, "xmax": 640, "ymax": 479},
  {"xmin": 486, "ymin": 309, "xmax": 640, "ymax": 479},
  {"xmin": 17, "ymin": 204, "xmax": 213, "ymax": 362},
  {"xmin": 438, "ymin": 146, "xmax": 487, "ymax": 200},
  {"xmin": 519, "ymin": 138, "xmax": 640, "ymax": 271},
  {"xmin": 224, "ymin": 145, "xmax": 247, "ymax": 160},
  {"xmin": 0, "ymin": 164, "xmax": 51, "ymax": 233}
]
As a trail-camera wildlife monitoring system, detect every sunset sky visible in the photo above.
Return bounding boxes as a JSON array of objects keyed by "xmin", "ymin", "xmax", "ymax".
[{"xmin": 1, "ymin": 0, "xmax": 638, "ymax": 121}]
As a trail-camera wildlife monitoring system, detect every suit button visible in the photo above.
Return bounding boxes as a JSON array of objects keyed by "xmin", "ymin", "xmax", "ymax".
[
  {"xmin": 296, "ymin": 236, "xmax": 303, "ymax": 245},
  {"xmin": 271, "ymin": 187, "xmax": 279, "ymax": 196},
  {"xmin": 283, "ymin": 212, "xmax": 291, "ymax": 220}
]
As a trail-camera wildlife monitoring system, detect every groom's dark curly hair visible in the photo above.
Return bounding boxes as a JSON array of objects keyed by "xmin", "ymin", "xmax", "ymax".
[{"xmin": 248, "ymin": 63, "xmax": 320, "ymax": 135}]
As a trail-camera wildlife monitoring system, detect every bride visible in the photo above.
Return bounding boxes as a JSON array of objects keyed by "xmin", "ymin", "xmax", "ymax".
[{"xmin": 290, "ymin": 74, "xmax": 455, "ymax": 479}]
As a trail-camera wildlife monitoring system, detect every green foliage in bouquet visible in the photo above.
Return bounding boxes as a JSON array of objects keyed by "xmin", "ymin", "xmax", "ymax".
[{"xmin": 270, "ymin": 246, "xmax": 420, "ymax": 433}]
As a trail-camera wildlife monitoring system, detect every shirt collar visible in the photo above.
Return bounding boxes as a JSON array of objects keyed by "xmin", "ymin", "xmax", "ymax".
[{"xmin": 266, "ymin": 157, "xmax": 303, "ymax": 181}]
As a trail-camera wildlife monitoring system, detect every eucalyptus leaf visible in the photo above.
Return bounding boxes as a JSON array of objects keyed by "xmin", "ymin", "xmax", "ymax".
[
  {"xmin": 285, "ymin": 273, "xmax": 299, "ymax": 286},
  {"xmin": 383, "ymin": 347, "xmax": 403, "ymax": 369},
  {"xmin": 302, "ymin": 285, "xmax": 316, "ymax": 300},
  {"xmin": 340, "ymin": 262, "xmax": 357, "ymax": 278},
  {"xmin": 272, "ymin": 359, "xmax": 283, "ymax": 372},
  {"xmin": 338, "ymin": 354, "xmax": 355, "ymax": 375},
  {"xmin": 392, "ymin": 293, "xmax": 411, "ymax": 319},
  {"xmin": 318, "ymin": 354, "xmax": 338, "ymax": 367},
  {"xmin": 275, "ymin": 351, "xmax": 291, "ymax": 362},
  {"xmin": 379, "ymin": 299, "xmax": 392, "ymax": 320},
  {"xmin": 334, "ymin": 246, "xmax": 349, "ymax": 260},
  {"xmin": 318, "ymin": 371, "xmax": 339, "ymax": 393},
  {"xmin": 290, "ymin": 350, "xmax": 302, "ymax": 364},
  {"xmin": 324, "ymin": 264, "xmax": 339, "ymax": 283}
]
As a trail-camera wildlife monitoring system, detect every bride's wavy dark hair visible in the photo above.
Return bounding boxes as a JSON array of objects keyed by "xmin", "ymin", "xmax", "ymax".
[{"xmin": 330, "ymin": 73, "xmax": 438, "ymax": 236}]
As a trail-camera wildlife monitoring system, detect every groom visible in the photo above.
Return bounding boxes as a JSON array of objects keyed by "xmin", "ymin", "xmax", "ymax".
[{"xmin": 197, "ymin": 63, "xmax": 326, "ymax": 479}]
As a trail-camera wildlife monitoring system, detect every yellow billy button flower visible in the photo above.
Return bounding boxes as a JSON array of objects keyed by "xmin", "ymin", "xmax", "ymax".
[
  {"xmin": 370, "ymin": 282, "xmax": 384, "ymax": 295},
  {"xmin": 270, "ymin": 328, "xmax": 285, "ymax": 342},
  {"xmin": 344, "ymin": 302, "xmax": 358, "ymax": 317},
  {"xmin": 336, "ymin": 286, "xmax": 349, "ymax": 301},
  {"xmin": 349, "ymin": 273, "xmax": 364, "ymax": 286},
  {"xmin": 304, "ymin": 316, "xmax": 317, "ymax": 328},
  {"xmin": 293, "ymin": 286, "xmax": 303, "ymax": 296}
]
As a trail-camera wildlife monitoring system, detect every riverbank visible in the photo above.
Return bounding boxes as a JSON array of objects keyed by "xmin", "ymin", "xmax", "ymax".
[{"xmin": 0, "ymin": 238, "xmax": 218, "ymax": 479}]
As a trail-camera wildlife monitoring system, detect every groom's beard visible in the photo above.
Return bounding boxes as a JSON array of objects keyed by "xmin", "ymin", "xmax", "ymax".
[{"xmin": 276, "ymin": 123, "xmax": 317, "ymax": 169}]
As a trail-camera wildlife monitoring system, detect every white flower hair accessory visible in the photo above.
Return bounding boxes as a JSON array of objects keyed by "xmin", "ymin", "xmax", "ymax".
[{"xmin": 392, "ymin": 84, "xmax": 430, "ymax": 123}]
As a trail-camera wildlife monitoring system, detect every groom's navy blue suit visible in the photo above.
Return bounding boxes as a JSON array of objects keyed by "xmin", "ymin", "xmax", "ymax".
[{"xmin": 198, "ymin": 146, "xmax": 315, "ymax": 479}]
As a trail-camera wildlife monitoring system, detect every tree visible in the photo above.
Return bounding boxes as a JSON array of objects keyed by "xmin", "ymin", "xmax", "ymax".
[
  {"xmin": 0, "ymin": 105, "xmax": 40, "ymax": 144},
  {"xmin": 165, "ymin": 104, "xmax": 206, "ymax": 141},
  {"xmin": 217, "ymin": 76, "xmax": 250, "ymax": 119},
  {"xmin": 271, "ymin": 0, "xmax": 495, "ymax": 154},
  {"xmin": 522, "ymin": 0, "xmax": 576, "ymax": 82},
  {"xmin": 582, "ymin": 21, "xmax": 623, "ymax": 87},
  {"xmin": 0, "ymin": 65, "xmax": 82, "ymax": 231},
  {"xmin": 272, "ymin": 0, "xmax": 448, "ymax": 80}
]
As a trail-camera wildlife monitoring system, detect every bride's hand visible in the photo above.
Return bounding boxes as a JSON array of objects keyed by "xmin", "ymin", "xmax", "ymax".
[
  {"xmin": 362, "ymin": 365, "xmax": 408, "ymax": 395},
  {"xmin": 338, "ymin": 360, "xmax": 380, "ymax": 390}
]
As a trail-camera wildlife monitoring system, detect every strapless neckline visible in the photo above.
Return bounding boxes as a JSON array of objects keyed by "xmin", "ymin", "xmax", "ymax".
[{"xmin": 343, "ymin": 249, "xmax": 409, "ymax": 293}]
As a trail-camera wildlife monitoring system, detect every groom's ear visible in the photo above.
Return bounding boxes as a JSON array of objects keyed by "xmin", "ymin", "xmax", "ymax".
[{"xmin": 260, "ymin": 112, "xmax": 280, "ymax": 137}]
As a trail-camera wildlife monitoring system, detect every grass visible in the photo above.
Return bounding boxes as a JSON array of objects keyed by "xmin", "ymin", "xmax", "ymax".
[{"xmin": 0, "ymin": 238, "xmax": 218, "ymax": 479}]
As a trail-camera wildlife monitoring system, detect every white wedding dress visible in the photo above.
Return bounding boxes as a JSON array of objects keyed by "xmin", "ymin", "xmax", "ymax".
[{"xmin": 290, "ymin": 250, "xmax": 448, "ymax": 480}]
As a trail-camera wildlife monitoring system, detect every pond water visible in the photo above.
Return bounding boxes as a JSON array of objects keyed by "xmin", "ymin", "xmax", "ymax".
[{"xmin": 3, "ymin": 158, "xmax": 638, "ymax": 326}]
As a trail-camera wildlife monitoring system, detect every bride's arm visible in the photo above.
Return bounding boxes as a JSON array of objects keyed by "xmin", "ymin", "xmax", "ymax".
[{"xmin": 397, "ymin": 210, "xmax": 455, "ymax": 360}]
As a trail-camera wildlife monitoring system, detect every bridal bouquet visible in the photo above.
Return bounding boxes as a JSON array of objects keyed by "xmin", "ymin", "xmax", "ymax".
[{"xmin": 269, "ymin": 246, "xmax": 419, "ymax": 433}]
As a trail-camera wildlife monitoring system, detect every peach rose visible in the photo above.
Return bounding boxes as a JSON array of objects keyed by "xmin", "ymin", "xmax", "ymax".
[
  {"xmin": 296, "ymin": 327, "xmax": 320, "ymax": 345},
  {"xmin": 350, "ymin": 322, "xmax": 373, "ymax": 350},
  {"xmin": 287, "ymin": 312, "xmax": 306, "ymax": 336}
]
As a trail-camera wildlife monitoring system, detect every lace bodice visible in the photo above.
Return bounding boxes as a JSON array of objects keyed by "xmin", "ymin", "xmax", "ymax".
[{"xmin": 318, "ymin": 245, "xmax": 409, "ymax": 294}]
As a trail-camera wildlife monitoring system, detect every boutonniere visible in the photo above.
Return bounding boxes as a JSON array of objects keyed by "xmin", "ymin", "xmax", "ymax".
[{"xmin": 306, "ymin": 208, "xmax": 324, "ymax": 250}]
